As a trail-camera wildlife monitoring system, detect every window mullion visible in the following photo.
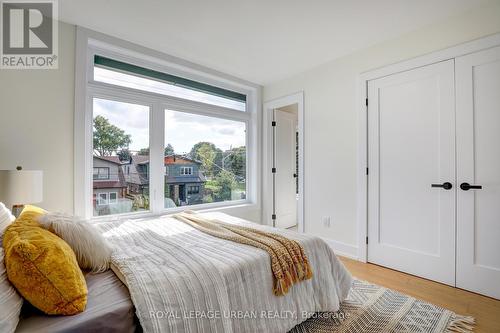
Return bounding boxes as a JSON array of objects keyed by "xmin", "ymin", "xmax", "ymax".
[
  {"xmin": 88, "ymin": 82, "xmax": 251, "ymax": 123},
  {"xmin": 150, "ymin": 103, "xmax": 165, "ymax": 214}
]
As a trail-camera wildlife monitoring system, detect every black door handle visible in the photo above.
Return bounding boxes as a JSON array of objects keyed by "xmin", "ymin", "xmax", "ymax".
[
  {"xmin": 431, "ymin": 182, "xmax": 453, "ymax": 190},
  {"xmin": 460, "ymin": 182, "xmax": 482, "ymax": 191},
  {"xmin": 293, "ymin": 174, "xmax": 298, "ymax": 178}
]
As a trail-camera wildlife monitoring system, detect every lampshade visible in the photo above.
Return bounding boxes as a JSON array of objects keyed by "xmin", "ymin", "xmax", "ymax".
[{"xmin": 0, "ymin": 170, "xmax": 43, "ymax": 206}]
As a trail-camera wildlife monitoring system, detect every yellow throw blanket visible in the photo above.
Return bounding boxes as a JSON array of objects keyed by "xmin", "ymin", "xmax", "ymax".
[{"xmin": 174, "ymin": 212, "xmax": 313, "ymax": 296}]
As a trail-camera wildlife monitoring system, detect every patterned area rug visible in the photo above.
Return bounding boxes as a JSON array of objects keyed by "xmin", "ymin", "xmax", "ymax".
[{"xmin": 291, "ymin": 280, "xmax": 474, "ymax": 333}]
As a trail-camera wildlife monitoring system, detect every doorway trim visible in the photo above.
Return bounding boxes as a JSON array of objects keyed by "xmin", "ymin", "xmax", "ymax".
[
  {"xmin": 263, "ymin": 92, "xmax": 304, "ymax": 232},
  {"xmin": 356, "ymin": 32, "xmax": 500, "ymax": 263}
]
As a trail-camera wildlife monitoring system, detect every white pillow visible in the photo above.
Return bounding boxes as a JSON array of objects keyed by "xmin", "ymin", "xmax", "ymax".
[
  {"xmin": 0, "ymin": 202, "xmax": 15, "ymax": 244},
  {"xmin": 38, "ymin": 212, "xmax": 113, "ymax": 273},
  {"xmin": 0, "ymin": 204, "xmax": 23, "ymax": 333}
]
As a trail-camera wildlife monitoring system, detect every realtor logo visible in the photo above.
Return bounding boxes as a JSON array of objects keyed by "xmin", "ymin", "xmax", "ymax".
[{"xmin": 1, "ymin": 0, "xmax": 58, "ymax": 69}]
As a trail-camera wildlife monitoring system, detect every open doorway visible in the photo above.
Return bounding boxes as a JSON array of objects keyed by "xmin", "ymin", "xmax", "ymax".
[
  {"xmin": 263, "ymin": 92, "xmax": 304, "ymax": 232},
  {"xmin": 273, "ymin": 105, "xmax": 299, "ymax": 229}
]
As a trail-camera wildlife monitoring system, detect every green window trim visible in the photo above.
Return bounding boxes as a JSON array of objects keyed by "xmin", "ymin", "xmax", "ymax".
[{"xmin": 94, "ymin": 55, "xmax": 247, "ymax": 103}]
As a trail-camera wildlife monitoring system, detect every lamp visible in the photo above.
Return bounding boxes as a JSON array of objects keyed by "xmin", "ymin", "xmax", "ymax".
[{"xmin": 0, "ymin": 167, "xmax": 43, "ymax": 217}]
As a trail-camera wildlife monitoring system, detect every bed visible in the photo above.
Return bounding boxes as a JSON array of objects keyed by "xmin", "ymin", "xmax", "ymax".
[
  {"xmin": 97, "ymin": 212, "xmax": 353, "ymax": 333},
  {"xmin": 14, "ymin": 212, "xmax": 351, "ymax": 332}
]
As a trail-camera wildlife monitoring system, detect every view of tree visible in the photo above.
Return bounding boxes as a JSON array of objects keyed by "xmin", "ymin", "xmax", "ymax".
[
  {"xmin": 189, "ymin": 142, "xmax": 223, "ymax": 177},
  {"xmin": 138, "ymin": 148, "xmax": 150, "ymax": 156},
  {"xmin": 164, "ymin": 144, "xmax": 174, "ymax": 156},
  {"xmin": 212, "ymin": 170, "xmax": 237, "ymax": 201},
  {"xmin": 93, "ymin": 115, "xmax": 131, "ymax": 156},
  {"xmin": 223, "ymin": 146, "xmax": 246, "ymax": 178},
  {"xmin": 117, "ymin": 148, "xmax": 131, "ymax": 162}
]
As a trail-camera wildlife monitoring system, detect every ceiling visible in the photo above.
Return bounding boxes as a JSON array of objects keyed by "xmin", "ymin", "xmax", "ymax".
[{"xmin": 59, "ymin": 0, "xmax": 490, "ymax": 85}]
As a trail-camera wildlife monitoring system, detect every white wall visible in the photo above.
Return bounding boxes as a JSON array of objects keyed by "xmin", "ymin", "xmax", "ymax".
[
  {"xmin": 0, "ymin": 22, "xmax": 76, "ymax": 214},
  {"xmin": 263, "ymin": 1, "xmax": 500, "ymax": 257}
]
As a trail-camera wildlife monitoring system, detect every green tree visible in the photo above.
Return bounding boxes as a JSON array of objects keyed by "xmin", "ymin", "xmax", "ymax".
[
  {"xmin": 164, "ymin": 144, "xmax": 174, "ymax": 156},
  {"xmin": 117, "ymin": 148, "xmax": 131, "ymax": 162},
  {"xmin": 93, "ymin": 115, "xmax": 131, "ymax": 156},
  {"xmin": 213, "ymin": 170, "xmax": 236, "ymax": 201},
  {"xmin": 138, "ymin": 148, "xmax": 150, "ymax": 156},
  {"xmin": 224, "ymin": 146, "xmax": 246, "ymax": 178},
  {"xmin": 189, "ymin": 142, "xmax": 222, "ymax": 177}
]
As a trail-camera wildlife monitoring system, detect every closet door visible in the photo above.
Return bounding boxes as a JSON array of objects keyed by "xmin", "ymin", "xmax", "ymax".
[
  {"xmin": 367, "ymin": 60, "xmax": 456, "ymax": 286},
  {"xmin": 456, "ymin": 46, "xmax": 500, "ymax": 299}
]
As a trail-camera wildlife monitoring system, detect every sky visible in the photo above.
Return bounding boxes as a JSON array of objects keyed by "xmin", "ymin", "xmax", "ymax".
[
  {"xmin": 94, "ymin": 99, "xmax": 246, "ymax": 154},
  {"xmin": 165, "ymin": 110, "xmax": 246, "ymax": 154}
]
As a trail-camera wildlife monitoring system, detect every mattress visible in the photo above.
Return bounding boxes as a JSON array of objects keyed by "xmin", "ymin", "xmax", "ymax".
[{"xmin": 15, "ymin": 270, "xmax": 137, "ymax": 333}]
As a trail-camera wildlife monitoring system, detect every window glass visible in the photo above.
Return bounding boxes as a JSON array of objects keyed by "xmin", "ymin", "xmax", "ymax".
[
  {"xmin": 180, "ymin": 167, "xmax": 193, "ymax": 175},
  {"xmin": 94, "ymin": 67, "xmax": 246, "ymax": 111},
  {"xmin": 92, "ymin": 98, "xmax": 150, "ymax": 216},
  {"xmin": 109, "ymin": 192, "xmax": 118, "ymax": 204},
  {"xmin": 164, "ymin": 110, "xmax": 246, "ymax": 208},
  {"xmin": 98, "ymin": 193, "xmax": 108, "ymax": 205},
  {"xmin": 93, "ymin": 167, "xmax": 110, "ymax": 179},
  {"xmin": 188, "ymin": 186, "xmax": 200, "ymax": 194}
]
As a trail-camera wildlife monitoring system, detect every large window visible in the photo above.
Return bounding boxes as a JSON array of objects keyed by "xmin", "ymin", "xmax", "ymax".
[
  {"xmin": 92, "ymin": 98, "xmax": 150, "ymax": 217},
  {"xmin": 164, "ymin": 110, "xmax": 246, "ymax": 208},
  {"xmin": 77, "ymin": 43, "xmax": 256, "ymax": 219}
]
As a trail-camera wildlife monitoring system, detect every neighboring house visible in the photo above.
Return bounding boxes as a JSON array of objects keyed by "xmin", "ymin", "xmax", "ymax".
[
  {"xmin": 92, "ymin": 156, "xmax": 127, "ymax": 212},
  {"xmin": 98, "ymin": 155, "xmax": 150, "ymax": 196},
  {"xmin": 164, "ymin": 155, "xmax": 206, "ymax": 206},
  {"xmin": 95, "ymin": 154, "xmax": 205, "ymax": 208},
  {"xmin": 122, "ymin": 155, "xmax": 150, "ymax": 196}
]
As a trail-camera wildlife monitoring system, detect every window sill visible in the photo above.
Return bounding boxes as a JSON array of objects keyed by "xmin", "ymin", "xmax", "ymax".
[{"xmin": 90, "ymin": 200, "xmax": 259, "ymax": 223}]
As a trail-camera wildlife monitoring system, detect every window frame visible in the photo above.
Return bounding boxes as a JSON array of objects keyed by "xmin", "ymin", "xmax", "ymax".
[
  {"xmin": 179, "ymin": 167, "xmax": 193, "ymax": 176},
  {"xmin": 188, "ymin": 185, "xmax": 200, "ymax": 195},
  {"xmin": 93, "ymin": 167, "xmax": 110, "ymax": 180},
  {"xmin": 109, "ymin": 191, "xmax": 118, "ymax": 204},
  {"xmin": 97, "ymin": 193, "xmax": 108, "ymax": 205},
  {"xmin": 75, "ymin": 28, "xmax": 261, "ymax": 221}
]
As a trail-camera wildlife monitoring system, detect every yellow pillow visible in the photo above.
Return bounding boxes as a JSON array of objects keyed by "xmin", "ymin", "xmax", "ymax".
[{"xmin": 3, "ymin": 205, "xmax": 87, "ymax": 315}]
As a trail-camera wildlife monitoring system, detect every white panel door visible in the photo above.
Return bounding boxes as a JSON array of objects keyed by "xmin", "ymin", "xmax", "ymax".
[
  {"xmin": 274, "ymin": 109, "xmax": 297, "ymax": 229},
  {"xmin": 367, "ymin": 60, "xmax": 456, "ymax": 285},
  {"xmin": 456, "ymin": 46, "xmax": 500, "ymax": 299}
]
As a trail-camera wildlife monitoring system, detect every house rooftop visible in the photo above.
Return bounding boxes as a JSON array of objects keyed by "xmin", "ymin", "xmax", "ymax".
[
  {"xmin": 94, "ymin": 155, "xmax": 123, "ymax": 165},
  {"xmin": 166, "ymin": 175, "xmax": 206, "ymax": 184},
  {"xmin": 165, "ymin": 155, "xmax": 202, "ymax": 165},
  {"xmin": 92, "ymin": 180, "xmax": 127, "ymax": 189}
]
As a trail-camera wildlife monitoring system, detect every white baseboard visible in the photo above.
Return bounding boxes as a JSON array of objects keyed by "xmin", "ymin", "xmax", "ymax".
[{"xmin": 321, "ymin": 238, "xmax": 359, "ymax": 260}]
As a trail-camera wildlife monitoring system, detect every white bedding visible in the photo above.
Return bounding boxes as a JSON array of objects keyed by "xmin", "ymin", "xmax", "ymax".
[{"xmin": 97, "ymin": 212, "xmax": 352, "ymax": 333}]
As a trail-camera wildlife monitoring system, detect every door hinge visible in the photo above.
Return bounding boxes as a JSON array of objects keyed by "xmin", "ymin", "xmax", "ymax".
[
  {"xmin": 366, "ymin": 236, "xmax": 368, "ymax": 244},
  {"xmin": 272, "ymin": 214, "xmax": 276, "ymax": 220},
  {"xmin": 272, "ymin": 167, "xmax": 276, "ymax": 173},
  {"xmin": 271, "ymin": 121, "xmax": 276, "ymax": 127},
  {"xmin": 365, "ymin": 98, "xmax": 368, "ymax": 106},
  {"xmin": 366, "ymin": 167, "xmax": 369, "ymax": 175}
]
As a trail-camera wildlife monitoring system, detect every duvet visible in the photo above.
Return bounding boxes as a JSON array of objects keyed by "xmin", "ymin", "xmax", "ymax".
[{"xmin": 97, "ymin": 212, "xmax": 352, "ymax": 333}]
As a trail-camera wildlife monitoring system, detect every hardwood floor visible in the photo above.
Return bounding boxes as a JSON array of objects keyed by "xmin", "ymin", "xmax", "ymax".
[{"xmin": 338, "ymin": 256, "xmax": 500, "ymax": 332}]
